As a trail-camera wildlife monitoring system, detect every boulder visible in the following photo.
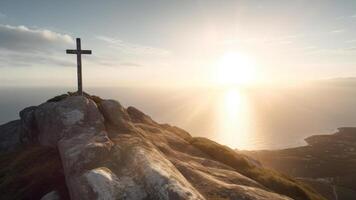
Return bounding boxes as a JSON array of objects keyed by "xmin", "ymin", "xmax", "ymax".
[
  {"xmin": 19, "ymin": 106, "xmax": 38, "ymax": 143},
  {"xmin": 0, "ymin": 120, "xmax": 23, "ymax": 152},
  {"xmin": 58, "ymin": 130, "xmax": 113, "ymax": 174},
  {"xmin": 99, "ymin": 100, "xmax": 133, "ymax": 132},
  {"xmin": 127, "ymin": 106, "xmax": 155, "ymax": 125},
  {"xmin": 33, "ymin": 96, "xmax": 116, "ymax": 200},
  {"xmin": 112, "ymin": 133, "xmax": 205, "ymax": 200},
  {"xmin": 34, "ymin": 96, "xmax": 105, "ymax": 147},
  {"xmin": 40, "ymin": 191, "xmax": 61, "ymax": 200},
  {"xmin": 58, "ymin": 131, "xmax": 114, "ymax": 200},
  {"xmin": 81, "ymin": 167, "xmax": 146, "ymax": 200}
]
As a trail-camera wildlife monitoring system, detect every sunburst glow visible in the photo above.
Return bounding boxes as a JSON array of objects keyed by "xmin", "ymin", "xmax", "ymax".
[{"xmin": 216, "ymin": 52, "xmax": 256, "ymax": 86}]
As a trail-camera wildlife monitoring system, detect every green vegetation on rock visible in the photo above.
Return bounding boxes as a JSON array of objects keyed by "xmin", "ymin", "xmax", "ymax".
[{"xmin": 190, "ymin": 137, "xmax": 326, "ymax": 200}]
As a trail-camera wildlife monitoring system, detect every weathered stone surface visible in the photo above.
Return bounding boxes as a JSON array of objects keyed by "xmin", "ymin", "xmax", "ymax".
[
  {"xmin": 31, "ymin": 95, "xmax": 115, "ymax": 200},
  {"xmin": 159, "ymin": 123, "xmax": 192, "ymax": 141},
  {"xmin": 0, "ymin": 93, "xmax": 326, "ymax": 200},
  {"xmin": 0, "ymin": 120, "xmax": 23, "ymax": 152},
  {"xmin": 82, "ymin": 167, "xmax": 146, "ymax": 200},
  {"xmin": 40, "ymin": 190, "xmax": 61, "ymax": 200},
  {"xmin": 127, "ymin": 106, "xmax": 155, "ymax": 125},
  {"xmin": 111, "ymin": 133, "xmax": 205, "ymax": 200},
  {"xmin": 19, "ymin": 106, "xmax": 38, "ymax": 143},
  {"xmin": 58, "ymin": 131, "xmax": 113, "ymax": 174},
  {"xmin": 34, "ymin": 96, "xmax": 105, "ymax": 147},
  {"xmin": 99, "ymin": 99, "xmax": 133, "ymax": 132}
]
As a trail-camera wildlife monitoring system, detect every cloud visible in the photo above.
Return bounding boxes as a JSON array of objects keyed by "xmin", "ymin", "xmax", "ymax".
[
  {"xmin": 330, "ymin": 29, "xmax": 345, "ymax": 34},
  {"xmin": 223, "ymin": 36, "xmax": 295, "ymax": 46},
  {"xmin": 119, "ymin": 62, "xmax": 142, "ymax": 67},
  {"xmin": 96, "ymin": 35, "xmax": 170, "ymax": 56},
  {"xmin": 0, "ymin": 50, "xmax": 75, "ymax": 67},
  {"xmin": 0, "ymin": 24, "xmax": 74, "ymax": 52},
  {"xmin": 305, "ymin": 47, "xmax": 356, "ymax": 56},
  {"xmin": 346, "ymin": 39, "xmax": 356, "ymax": 43},
  {"xmin": 0, "ymin": 24, "xmax": 75, "ymax": 67}
]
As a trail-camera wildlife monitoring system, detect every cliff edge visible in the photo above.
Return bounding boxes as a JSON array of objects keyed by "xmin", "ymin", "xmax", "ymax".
[{"xmin": 0, "ymin": 93, "xmax": 325, "ymax": 200}]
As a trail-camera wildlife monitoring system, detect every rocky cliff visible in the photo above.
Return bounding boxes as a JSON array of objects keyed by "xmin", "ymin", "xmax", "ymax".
[{"xmin": 0, "ymin": 93, "xmax": 326, "ymax": 200}]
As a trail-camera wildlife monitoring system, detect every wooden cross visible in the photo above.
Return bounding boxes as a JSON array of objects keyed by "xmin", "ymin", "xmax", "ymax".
[{"xmin": 66, "ymin": 38, "xmax": 92, "ymax": 95}]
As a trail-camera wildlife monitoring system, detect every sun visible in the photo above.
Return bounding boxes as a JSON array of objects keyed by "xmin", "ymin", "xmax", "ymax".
[{"xmin": 215, "ymin": 52, "xmax": 256, "ymax": 86}]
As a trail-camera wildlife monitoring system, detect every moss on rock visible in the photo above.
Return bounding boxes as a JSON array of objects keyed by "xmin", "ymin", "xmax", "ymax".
[{"xmin": 190, "ymin": 137, "xmax": 326, "ymax": 200}]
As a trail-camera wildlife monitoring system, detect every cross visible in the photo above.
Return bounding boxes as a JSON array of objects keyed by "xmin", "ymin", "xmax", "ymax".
[{"xmin": 66, "ymin": 38, "xmax": 92, "ymax": 96}]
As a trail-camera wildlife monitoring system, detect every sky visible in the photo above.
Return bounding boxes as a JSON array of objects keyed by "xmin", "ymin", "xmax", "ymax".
[{"xmin": 0, "ymin": 0, "xmax": 356, "ymax": 88}]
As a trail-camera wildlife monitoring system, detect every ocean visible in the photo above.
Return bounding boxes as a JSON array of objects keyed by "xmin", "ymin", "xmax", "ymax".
[{"xmin": 1, "ymin": 80, "xmax": 356, "ymax": 150}]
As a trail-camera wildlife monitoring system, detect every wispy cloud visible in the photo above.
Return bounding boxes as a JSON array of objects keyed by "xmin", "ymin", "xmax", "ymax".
[
  {"xmin": 305, "ymin": 47, "xmax": 356, "ymax": 56},
  {"xmin": 0, "ymin": 24, "xmax": 75, "ymax": 67},
  {"xmin": 119, "ymin": 62, "xmax": 142, "ymax": 67},
  {"xmin": 0, "ymin": 24, "xmax": 73, "ymax": 52},
  {"xmin": 223, "ymin": 34, "xmax": 301, "ymax": 46},
  {"xmin": 330, "ymin": 29, "xmax": 345, "ymax": 34},
  {"xmin": 346, "ymin": 39, "xmax": 356, "ymax": 43},
  {"xmin": 96, "ymin": 35, "xmax": 170, "ymax": 56}
]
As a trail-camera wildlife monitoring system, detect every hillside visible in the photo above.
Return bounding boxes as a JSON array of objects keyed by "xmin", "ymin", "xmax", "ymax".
[
  {"xmin": 245, "ymin": 128, "xmax": 356, "ymax": 200},
  {"xmin": 0, "ymin": 93, "xmax": 326, "ymax": 200}
]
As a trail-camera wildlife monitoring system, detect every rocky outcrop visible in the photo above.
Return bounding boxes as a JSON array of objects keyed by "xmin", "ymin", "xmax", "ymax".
[
  {"xmin": 0, "ymin": 93, "xmax": 327, "ymax": 200},
  {"xmin": 127, "ymin": 106, "xmax": 155, "ymax": 125},
  {"xmin": 99, "ymin": 100, "xmax": 133, "ymax": 132},
  {"xmin": 34, "ymin": 96, "xmax": 105, "ymax": 147},
  {"xmin": 111, "ymin": 132, "xmax": 205, "ymax": 200},
  {"xmin": 40, "ymin": 191, "xmax": 61, "ymax": 200},
  {"xmin": 33, "ymin": 96, "xmax": 114, "ymax": 200},
  {"xmin": 0, "ymin": 120, "xmax": 23, "ymax": 152}
]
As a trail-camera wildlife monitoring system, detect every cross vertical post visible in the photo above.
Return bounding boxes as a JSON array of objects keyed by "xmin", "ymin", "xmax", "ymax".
[
  {"xmin": 66, "ymin": 38, "xmax": 92, "ymax": 96},
  {"xmin": 76, "ymin": 38, "xmax": 83, "ymax": 95}
]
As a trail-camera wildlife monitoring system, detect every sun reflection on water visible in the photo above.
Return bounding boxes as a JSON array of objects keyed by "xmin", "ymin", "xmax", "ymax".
[{"xmin": 216, "ymin": 88, "xmax": 255, "ymax": 149}]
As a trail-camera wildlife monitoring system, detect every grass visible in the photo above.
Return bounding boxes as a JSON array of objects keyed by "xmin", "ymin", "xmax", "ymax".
[
  {"xmin": 190, "ymin": 137, "xmax": 327, "ymax": 200},
  {"xmin": 46, "ymin": 92, "xmax": 104, "ymax": 106},
  {"xmin": 0, "ymin": 145, "xmax": 68, "ymax": 200},
  {"xmin": 46, "ymin": 94, "xmax": 69, "ymax": 102}
]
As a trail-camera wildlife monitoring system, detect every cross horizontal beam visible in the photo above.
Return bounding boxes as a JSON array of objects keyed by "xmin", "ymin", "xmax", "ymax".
[{"xmin": 66, "ymin": 49, "xmax": 92, "ymax": 54}]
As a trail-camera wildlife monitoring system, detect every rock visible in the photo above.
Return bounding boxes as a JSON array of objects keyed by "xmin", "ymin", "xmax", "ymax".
[
  {"xmin": 47, "ymin": 94, "xmax": 69, "ymax": 103},
  {"xmin": 59, "ymin": 130, "xmax": 114, "ymax": 200},
  {"xmin": 82, "ymin": 167, "xmax": 146, "ymax": 200},
  {"xmin": 19, "ymin": 106, "xmax": 38, "ymax": 143},
  {"xmin": 127, "ymin": 106, "xmax": 155, "ymax": 125},
  {"xmin": 34, "ymin": 96, "xmax": 105, "ymax": 147},
  {"xmin": 99, "ymin": 99, "xmax": 133, "ymax": 132},
  {"xmin": 40, "ymin": 191, "xmax": 61, "ymax": 200},
  {"xmin": 112, "ymin": 133, "xmax": 205, "ymax": 200},
  {"xmin": 58, "ymin": 132, "xmax": 112, "ymax": 200},
  {"xmin": 58, "ymin": 130, "xmax": 113, "ymax": 174},
  {"xmin": 0, "ymin": 93, "xmax": 327, "ymax": 200},
  {"xmin": 160, "ymin": 124, "xmax": 192, "ymax": 141},
  {"xmin": 32, "ymin": 95, "xmax": 115, "ymax": 200},
  {"xmin": 0, "ymin": 120, "xmax": 23, "ymax": 152}
]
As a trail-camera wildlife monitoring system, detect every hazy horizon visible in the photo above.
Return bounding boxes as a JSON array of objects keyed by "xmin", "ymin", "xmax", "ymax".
[{"xmin": 2, "ymin": 78, "xmax": 356, "ymax": 150}]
